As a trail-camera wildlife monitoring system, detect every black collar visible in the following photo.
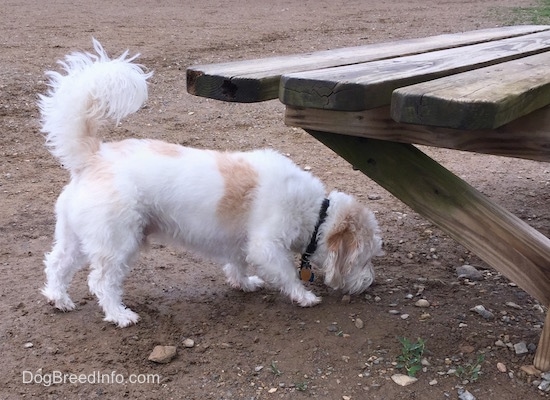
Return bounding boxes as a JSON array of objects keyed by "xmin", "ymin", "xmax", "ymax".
[{"xmin": 299, "ymin": 198, "xmax": 330, "ymax": 282}]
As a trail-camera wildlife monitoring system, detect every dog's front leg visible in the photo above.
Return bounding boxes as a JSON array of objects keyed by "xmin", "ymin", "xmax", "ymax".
[{"xmin": 246, "ymin": 240, "xmax": 321, "ymax": 307}]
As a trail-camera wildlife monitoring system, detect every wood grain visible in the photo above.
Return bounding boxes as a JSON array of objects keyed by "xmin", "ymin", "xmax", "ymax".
[
  {"xmin": 305, "ymin": 130, "xmax": 550, "ymax": 307},
  {"xmin": 285, "ymin": 105, "xmax": 550, "ymax": 162},
  {"xmin": 186, "ymin": 25, "xmax": 550, "ymax": 102},
  {"xmin": 535, "ymin": 312, "xmax": 550, "ymax": 371},
  {"xmin": 280, "ymin": 30, "xmax": 550, "ymax": 111},
  {"xmin": 392, "ymin": 52, "xmax": 550, "ymax": 129}
]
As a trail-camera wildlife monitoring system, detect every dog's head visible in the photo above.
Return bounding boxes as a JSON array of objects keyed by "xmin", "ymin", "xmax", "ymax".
[{"xmin": 315, "ymin": 191, "xmax": 383, "ymax": 294}]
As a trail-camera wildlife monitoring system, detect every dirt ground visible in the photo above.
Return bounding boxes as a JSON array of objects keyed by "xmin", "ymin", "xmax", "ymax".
[{"xmin": 2, "ymin": 0, "xmax": 550, "ymax": 399}]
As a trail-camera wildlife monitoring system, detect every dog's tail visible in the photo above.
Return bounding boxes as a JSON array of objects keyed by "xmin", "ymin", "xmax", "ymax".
[{"xmin": 38, "ymin": 39, "xmax": 153, "ymax": 173}]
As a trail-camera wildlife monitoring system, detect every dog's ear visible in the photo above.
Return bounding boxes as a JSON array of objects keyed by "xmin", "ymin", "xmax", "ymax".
[{"xmin": 323, "ymin": 216, "xmax": 362, "ymax": 289}]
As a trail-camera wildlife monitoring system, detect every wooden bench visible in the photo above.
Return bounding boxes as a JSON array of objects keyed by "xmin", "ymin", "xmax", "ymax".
[{"xmin": 187, "ymin": 25, "xmax": 550, "ymax": 371}]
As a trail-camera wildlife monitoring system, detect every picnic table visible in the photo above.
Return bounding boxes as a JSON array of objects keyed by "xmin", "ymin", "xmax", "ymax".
[{"xmin": 187, "ymin": 25, "xmax": 550, "ymax": 371}]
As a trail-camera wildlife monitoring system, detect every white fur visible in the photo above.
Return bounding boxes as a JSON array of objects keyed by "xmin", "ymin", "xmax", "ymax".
[{"xmin": 38, "ymin": 40, "xmax": 383, "ymax": 327}]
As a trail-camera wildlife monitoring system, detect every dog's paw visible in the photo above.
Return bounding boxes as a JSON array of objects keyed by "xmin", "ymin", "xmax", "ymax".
[
  {"xmin": 241, "ymin": 275, "xmax": 265, "ymax": 292},
  {"xmin": 294, "ymin": 291, "xmax": 322, "ymax": 307},
  {"xmin": 42, "ymin": 287, "xmax": 76, "ymax": 311},
  {"xmin": 104, "ymin": 307, "xmax": 140, "ymax": 328}
]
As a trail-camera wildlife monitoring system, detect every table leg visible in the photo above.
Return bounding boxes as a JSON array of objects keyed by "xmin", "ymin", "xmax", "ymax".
[
  {"xmin": 536, "ymin": 312, "xmax": 550, "ymax": 371},
  {"xmin": 307, "ymin": 130, "xmax": 550, "ymax": 370}
]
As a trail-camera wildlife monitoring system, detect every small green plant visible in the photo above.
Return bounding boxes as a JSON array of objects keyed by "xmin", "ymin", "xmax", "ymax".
[
  {"xmin": 295, "ymin": 381, "xmax": 309, "ymax": 391},
  {"xmin": 270, "ymin": 361, "xmax": 282, "ymax": 376},
  {"xmin": 396, "ymin": 337, "xmax": 426, "ymax": 377},
  {"xmin": 456, "ymin": 354, "xmax": 485, "ymax": 383}
]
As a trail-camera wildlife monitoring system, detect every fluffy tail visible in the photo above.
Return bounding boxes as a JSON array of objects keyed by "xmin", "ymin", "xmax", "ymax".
[{"xmin": 38, "ymin": 39, "xmax": 153, "ymax": 173}]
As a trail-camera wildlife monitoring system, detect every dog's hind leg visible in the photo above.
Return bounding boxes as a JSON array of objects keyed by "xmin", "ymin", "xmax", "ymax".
[
  {"xmin": 223, "ymin": 262, "xmax": 264, "ymax": 292},
  {"xmin": 87, "ymin": 246, "xmax": 141, "ymax": 328},
  {"xmin": 246, "ymin": 240, "xmax": 321, "ymax": 307},
  {"xmin": 42, "ymin": 205, "xmax": 87, "ymax": 311}
]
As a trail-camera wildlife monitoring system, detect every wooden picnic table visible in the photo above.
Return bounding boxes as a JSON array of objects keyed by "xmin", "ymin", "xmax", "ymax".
[{"xmin": 187, "ymin": 25, "xmax": 550, "ymax": 371}]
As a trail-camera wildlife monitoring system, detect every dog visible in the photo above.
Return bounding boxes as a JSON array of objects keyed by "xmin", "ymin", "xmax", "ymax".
[{"xmin": 38, "ymin": 40, "xmax": 383, "ymax": 327}]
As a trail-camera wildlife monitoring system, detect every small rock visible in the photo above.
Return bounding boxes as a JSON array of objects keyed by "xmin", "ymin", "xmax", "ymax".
[
  {"xmin": 391, "ymin": 373, "xmax": 418, "ymax": 386},
  {"xmin": 470, "ymin": 305, "xmax": 494, "ymax": 320},
  {"xmin": 421, "ymin": 358, "xmax": 431, "ymax": 366},
  {"xmin": 497, "ymin": 362, "xmax": 507, "ymax": 373},
  {"xmin": 354, "ymin": 318, "xmax": 364, "ymax": 329},
  {"xmin": 23, "ymin": 342, "xmax": 33, "ymax": 349},
  {"xmin": 538, "ymin": 381, "xmax": 550, "ymax": 392},
  {"xmin": 456, "ymin": 265, "xmax": 483, "ymax": 281},
  {"xmin": 505, "ymin": 301, "xmax": 523, "ymax": 310},
  {"xmin": 429, "ymin": 379, "xmax": 438, "ymax": 386},
  {"xmin": 374, "ymin": 296, "xmax": 381, "ymax": 302},
  {"xmin": 254, "ymin": 365, "xmax": 264, "ymax": 372},
  {"xmin": 400, "ymin": 314, "xmax": 409, "ymax": 320},
  {"xmin": 520, "ymin": 365, "xmax": 541, "ymax": 376},
  {"xmin": 495, "ymin": 340, "xmax": 506, "ymax": 347},
  {"xmin": 327, "ymin": 325, "xmax": 339, "ymax": 332},
  {"xmin": 541, "ymin": 371, "xmax": 550, "ymax": 381},
  {"xmin": 414, "ymin": 299, "xmax": 430, "ymax": 308},
  {"xmin": 514, "ymin": 342, "xmax": 529, "ymax": 355},
  {"xmin": 268, "ymin": 387, "xmax": 277, "ymax": 393},
  {"xmin": 388, "ymin": 310, "xmax": 400, "ymax": 315},
  {"xmin": 459, "ymin": 345, "xmax": 475, "ymax": 354},
  {"xmin": 419, "ymin": 312, "xmax": 431, "ymax": 321},
  {"xmin": 182, "ymin": 338, "xmax": 195, "ymax": 348},
  {"xmin": 341, "ymin": 295, "xmax": 351, "ymax": 303},
  {"xmin": 368, "ymin": 194, "xmax": 381, "ymax": 200},
  {"xmin": 148, "ymin": 345, "xmax": 177, "ymax": 364},
  {"xmin": 458, "ymin": 388, "xmax": 476, "ymax": 400}
]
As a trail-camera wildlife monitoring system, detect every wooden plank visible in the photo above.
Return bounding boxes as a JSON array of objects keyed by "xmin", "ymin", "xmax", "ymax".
[
  {"xmin": 285, "ymin": 105, "xmax": 550, "ymax": 162},
  {"xmin": 280, "ymin": 30, "xmax": 550, "ymax": 111},
  {"xmin": 305, "ymin": 130, "xmax": 550, "ymax": 307},
  {"xmin": 535, "ymin": 312, "xmax": 550, "ymax": 371},
  {"xmin": 186, "ymin": 25, "xmax": 550, "ymax": 102},
  {"xmin": 392, "ymin": 52, "xmax": 550, "ymax": 129}
]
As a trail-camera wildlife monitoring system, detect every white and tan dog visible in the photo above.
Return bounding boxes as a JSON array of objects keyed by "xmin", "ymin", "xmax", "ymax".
[{"xmin": 39, "ymin": 40, "xmax": 383, "ymax": 327}]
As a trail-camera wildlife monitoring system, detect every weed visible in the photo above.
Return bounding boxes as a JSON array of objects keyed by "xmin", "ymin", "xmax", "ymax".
[
  {"xmin": 295, "ymin": 381, "xmax": 309, "ymax": 391},
  {"xmin": 270, "ymin": 361, "xmax": 282, "ymax": 376},
  {"xmin": 395, "ymin": 337, "xmax": 426, "ymax": 377},
  {"xmin": 456, "ymin": 354, "xmax": 485, "ymax": 383}
]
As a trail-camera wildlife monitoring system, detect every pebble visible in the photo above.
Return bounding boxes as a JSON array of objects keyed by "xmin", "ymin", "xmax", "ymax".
[
  {"xmin": 458, "ymin": 388, "xmax": 476, "ymax": 400},
  {"xmin": 539, "ymin": 381, "xmax": 550, "ymax": 392},
  {"xmin": 514, "ymin": 342, "xmax": 529, "ymax": 355},
  {"xmin": 148, "ymin": 345, "xmax": 177, "ymax": 364},
  {"xmin": 400, "ymin": 314, "xmax": 409, "ymax": 320},
  {"xmin": 368, "ymin": 194, "xmax": 381, "ymax": 200},
  {"xmin": 268, "ymin": 388, "xmax": 277, "ymax": 393},
  {"xmin": 414, "ymin": 299, "xmax": 430, "ymax": 308},
  {"xmin": 505, "ymin": 301, "xmax": 523, "ymax": 310},
  {"xmin": 341, "ymin": 295, "xmax": 351, "ymax": 303},
  {"xmin": 470, "ymin": 305, "xmax": 494, "ymax": 320},
  {"xmin": 456, "ymin": 265, "xmax": 483, "ymax": 281},
  {"xmin": 182, "ymin": 338, "xmax": 195, "ymax": 348},
  {"xmin": 388, "ymin": 310, "xmax": 400, "ymax": 315},
  {"xmin": 419, "ymin": 313, "xmax": 431, "ymax": 321},
  {"xmin": 354, "ymin": 318, "xmax": 364, "ymax": 329},
  {"xmin": 520, "ymin": 365, "xmax": 541, "ymax": 376},
  {"xmin": 429, "ymin": 379, "xmax": 438, "ymax": 386},
  {"xmin": 391, "ymin": 373, "xmax": 418, "ymax": 386},
  {"xmin": 497, "ymin": 362, "xmax": 507, "ymax": 373},
  {"xmin": 23, "ymin": 342, "xmax": 33, "ymax": 349}
]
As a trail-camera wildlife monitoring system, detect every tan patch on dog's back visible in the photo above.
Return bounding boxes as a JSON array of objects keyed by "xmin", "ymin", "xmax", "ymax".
[
  {"xmin": 147, "ymin": 140, "xmax": 183, "ymax": 157},
  {"xmin": 216, "ymin": 153, "xmax": 258, "ymax": 222}
]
